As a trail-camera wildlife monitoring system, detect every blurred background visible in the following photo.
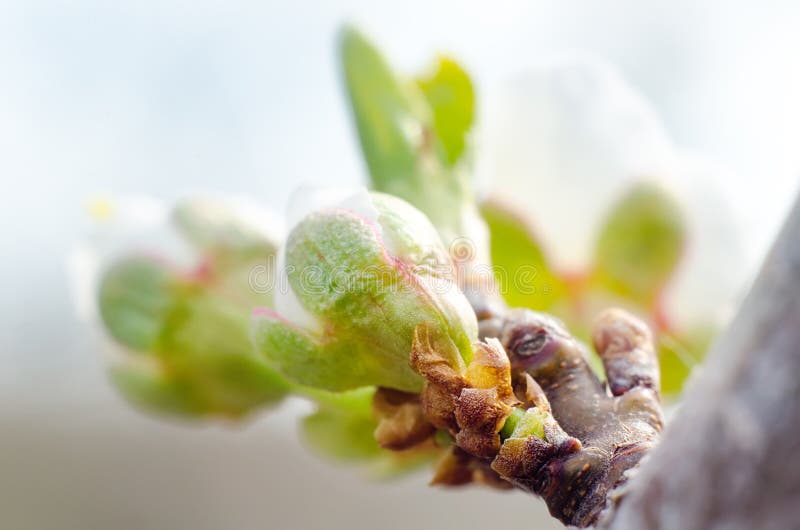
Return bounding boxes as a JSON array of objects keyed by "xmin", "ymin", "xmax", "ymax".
[{"xmin": 2, "ymin": 1, "xmax": 799, "ymax": 529}]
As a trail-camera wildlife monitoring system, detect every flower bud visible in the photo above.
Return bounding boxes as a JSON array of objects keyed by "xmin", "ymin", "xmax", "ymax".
[
  {"xmin": 593, "ymin": 181, "xmax": 686, "ymax": 305},
  {"xmin": 171, "ymin": 196, "xmax": 281, "ymax": 307},
  {"xmin": 252, "ymin": 190, "xmax": 478, "ymax": 392},
  {"xmin": 96, "ymin": 197, "xmax": 290, "ymax": 418},
  {"xmin": 172, "ymin": 196, "xmax": 280, "ymax": 267}
]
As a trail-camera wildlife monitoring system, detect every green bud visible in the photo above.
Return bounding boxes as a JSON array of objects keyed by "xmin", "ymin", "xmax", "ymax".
[
  {"xmin": 252, "ymin": 191, "xmax": 478, "ymax": 393},
  {"xmin": 498, "ymin": 407, "xmax": 524, "ymax": 440},
  {"xmin": 593, "ymin": 182, "xmax": 686, "ymax": 305},
  {"xmin": 508, "ymin": 407, "xmax": 548, "ymax": 440},
  {"xmin": 172, "ymin": 197, "xmax": 280, "ymax": 307},
  {"xmin": 99, "ymin": 252, "xmax": 290, "ymax": 418}
]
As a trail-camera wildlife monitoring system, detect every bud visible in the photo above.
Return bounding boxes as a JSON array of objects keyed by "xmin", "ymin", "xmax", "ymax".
[
  {"xmin": 171, "ymin": 196, "xmax": 281, "ymax": 306},
  {"xmin": 252, "ymin": 190, "xmax": 478, "ymax": 393},
  {"xmin": 593, "ymin": 181, "xmax": 686, "ymax": 305},
  {"xmin": 484, "ymin": 59, "xmax": 677, "ymax": 272},
  {"xmin": 97, "ymin": 197, "xmax": 290, "ymax": 418},
  {"xmin": 172, "ymin": 196, "xmax": 280, "ymax": 265}
]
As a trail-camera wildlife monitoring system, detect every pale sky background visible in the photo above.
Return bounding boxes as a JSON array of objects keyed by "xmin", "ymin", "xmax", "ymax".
[{"xmin": 1, "ymin": 1, "xmax": 799, "ymax": 529}]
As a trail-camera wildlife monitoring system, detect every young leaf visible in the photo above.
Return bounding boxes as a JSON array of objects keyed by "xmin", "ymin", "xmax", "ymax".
[
  {"xmin": 300, "ymin": 387, "xmax": 440, "ymax": 477},
  {"xmin": 300, "ymin": 387, "xmax": 382, "ymax": 460},
  {"xmin": 339, "ymin": 25, "xmax": 480, "ymax": 248},
  {"xmin": 339, "ymin": 25, "xmax": 429, "ymax": 199},
  {"xmin": 416, "ymin": 57, "xmax": 475, "ymax": 166},
  {"xmin": 658, "ymin": 325, "xmax": 713, "ymax": 396},
  {"xmin": 480, "ymin": 199, "xmax": 563, "ymax": 310}
]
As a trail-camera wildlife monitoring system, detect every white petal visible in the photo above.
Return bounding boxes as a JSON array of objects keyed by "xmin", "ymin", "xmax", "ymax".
[
  {"xmin": 276, "ymin": 186, "xmax": 384, "ymax": 333},
  {"xmin": 68, "ymin": 195, "xmax": 192, "ymax": 324},
  {"xmin": 175, "ymin": 194, "xmax": 284, "ymax": 249},
  {"xmin": 285, "ymin": 185, "xmax": 377, "ymax": 229},
  {"xmin": 273, "ymin": 243, "xmax": 324, "ymax": 334},
  {"xmin": 663, "ymin": 154, "xmax": 751, "ymax": 330},
  {"xmin": 482, "ymin": 57, "xmax": 677, "ymax": 271}
]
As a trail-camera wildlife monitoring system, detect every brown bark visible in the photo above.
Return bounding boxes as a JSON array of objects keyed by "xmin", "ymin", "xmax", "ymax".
[
  {"xmin": 483, "ymin": 307, "xmax": 663, "ymax": 527},
  {"xmin": 601, "ymin": 194, "xmax": 800, "ymax": 530}
]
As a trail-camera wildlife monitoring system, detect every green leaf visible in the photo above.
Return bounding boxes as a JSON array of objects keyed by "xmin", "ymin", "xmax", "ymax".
[
  {"xmin": 480, "ymin": 199, "xmax": 563, "ymax": 310},
  {"xmin": 339, "ymin": 25, "xmax": 428, "ymax": 197},
  {"xmin": 110, "ymin": 364, "xmax": 204, "ymax": 417},
  {"xmin": 416, "ymin": 57, "xmax": 475, "ymax": 166},
  {"xmin": 499, "ymin": 407, "xmax": 523, "ymax": 440},
  {"xmin": 592, "ymin": 182, "xmax": 685, "ymax": 306},
  {"xmin": 300, "ymin": 387, "xmax": 440, "ymax": 477},
  {"xmin": 300, "ymin": 387, "xmax": 382, "ymax": 461},
  {"xmin": 508, "ymin": 407, "xmax": 548, "ymax": 440},
  {"xmin": 366, "ymin": 446, "xmax": 439, "ymax": 480},
  {"xmin": 339, "ymin": 25, "xmax": 476, "ymax": 243},
  {"xmin": 658, "ymin": 326, "xmax": 713, "ymax": 396}
]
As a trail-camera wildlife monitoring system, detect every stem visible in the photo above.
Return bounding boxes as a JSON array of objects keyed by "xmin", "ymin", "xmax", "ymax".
[{"xmin": 463, "ymin": 272, "xmax": 663, "ymax": 526}]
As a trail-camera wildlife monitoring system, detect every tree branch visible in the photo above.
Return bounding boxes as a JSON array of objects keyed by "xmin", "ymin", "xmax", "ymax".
[{"xmin": 602, "ymin": 193, "xmax": 800, "ymax": 530}]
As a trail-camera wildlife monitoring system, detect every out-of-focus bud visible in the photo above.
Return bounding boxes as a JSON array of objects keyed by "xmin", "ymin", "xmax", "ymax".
[
  {"xmin": 252, "ymin": 190, "xmax": 478, "ymax": 393},
  {"xmin": 592, "ymin": 181, "xmax": 686, "ymax": 306},
  {"xmin": 482, "ymin": 60, "xmax": 747, "ymax": 394},
  {"xmin": 100, "ymin": 256, "xmax": 291, "ymax": 418},
  {"xmin": 99, "ymin": 257, "xmax": 173, "ymax": 352},
  {"xmin": 172, "ymin": 197, "xmax": 280, "ymax": 265},
  {"xmin": 171, "ymin": 196, "xmax": 281, "ymax": 306},
  {"xmin": 94, "ymin": 196, "xmax": 290, "ymax": 418}
]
